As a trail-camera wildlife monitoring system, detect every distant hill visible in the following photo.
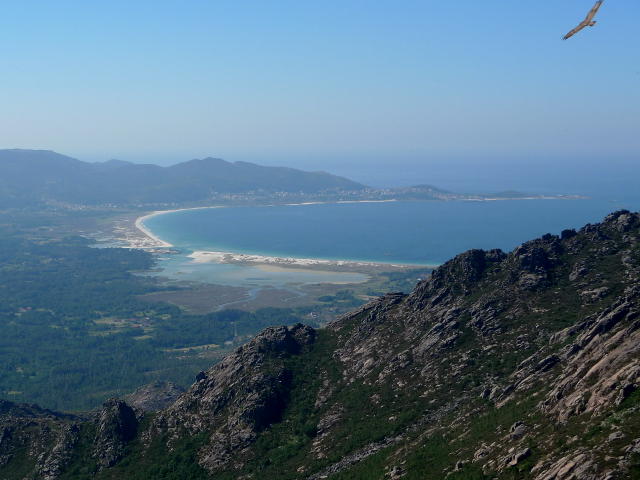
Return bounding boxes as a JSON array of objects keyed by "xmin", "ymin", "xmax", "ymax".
[{"xmin": 0, "ymin": 149, "xmax": 366, "ymax": 207}]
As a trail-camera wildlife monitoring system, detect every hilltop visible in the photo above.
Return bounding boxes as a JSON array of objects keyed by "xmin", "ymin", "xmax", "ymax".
[{"xmin": 0, "ymin": 149, "xmax": 366, "ymax": 208}]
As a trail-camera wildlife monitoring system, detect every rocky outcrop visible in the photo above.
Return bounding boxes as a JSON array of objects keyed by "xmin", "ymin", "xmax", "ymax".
[
  {"xmin": 93, "ymin": 398, "xmax": 138, "ymax": 468},
  {"xmin": 35, "ymin": 424, "xmax": 80, "ymax": 480},
  {"xmin": 153, "ymin": 323, "xmax": 316, "ymax": 473},
  {"xmin": 542, "ymin": 287, "xmax": 640, "ymax": 422},
  {"xmin": 531, "ymin": 451, "xmax": 605, "ymax": 480},
  {"xmin": 124, "ymin": 380, "xmax": 185, "ymax": 412},
  {"xmin": 0, "ymin": 401, "xmax": 79, "ymax": 479},
  {"xmin": 410, "ymin": 248, "xmax": 506, "ymax": 303}
]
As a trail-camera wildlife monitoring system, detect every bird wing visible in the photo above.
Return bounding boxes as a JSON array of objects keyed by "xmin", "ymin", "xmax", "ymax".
[
  {"xmin": 562, "ymin": 0, "xmax": 604, "ymax": 40},
  {"xmin": 563, "ymin": 21, "xmax": 588, "ymax": 40},
  {"xmin": 585, "ymin": 0, "xmax": 604, "ymax": 22}
]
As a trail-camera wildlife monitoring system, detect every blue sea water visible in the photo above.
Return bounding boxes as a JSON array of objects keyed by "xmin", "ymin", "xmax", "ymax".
[
  {"xmin": 144, "ymin": 198, "xmax": 638, "ymax": 274},
  {"xmin": 141, "ymin": 158, "xmax": 640, "ymax": 287}
]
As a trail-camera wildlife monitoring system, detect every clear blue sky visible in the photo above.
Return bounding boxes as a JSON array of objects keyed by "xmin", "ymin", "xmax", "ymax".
[{"xmin": 1, "ymin": 1, "xmax": 638, "ymax": 169}]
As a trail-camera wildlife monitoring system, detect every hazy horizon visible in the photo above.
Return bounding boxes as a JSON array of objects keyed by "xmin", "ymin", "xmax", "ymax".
[
  {"xmin": 5, "ymin": 147, "xmax": 639, "ymax": 200},
  {"xmin": 2, "ymin": 1, "xmax": 638, "ymax": 167}
]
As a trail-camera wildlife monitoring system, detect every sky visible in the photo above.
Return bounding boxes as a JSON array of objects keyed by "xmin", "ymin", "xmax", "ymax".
[{"xmin": 1, "ymin": 1, "xmax": 639, "ymax": 181}]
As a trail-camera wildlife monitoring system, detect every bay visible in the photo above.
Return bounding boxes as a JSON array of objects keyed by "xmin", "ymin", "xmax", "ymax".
[{"xmin": 142, "ymin": 198, "xmax": 639, "ymax": 287}]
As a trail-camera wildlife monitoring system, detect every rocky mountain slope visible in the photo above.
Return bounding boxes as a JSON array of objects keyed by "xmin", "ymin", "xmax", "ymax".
[{"xmin": 1, "ymin": 211, "xmax": 640, "ymax": 479}]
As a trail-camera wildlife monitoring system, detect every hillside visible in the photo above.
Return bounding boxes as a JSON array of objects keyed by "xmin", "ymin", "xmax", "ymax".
[
  {"xmin": 0, "ymin": 150, "xmax": 366, "ymax": 207},
  {"xmin": 1, "ymin": 211, "xmax": 640, "ymax": 479},
  {"xmin": 0, "ymin": 149, "xmax": 564, "ymax": 210}
]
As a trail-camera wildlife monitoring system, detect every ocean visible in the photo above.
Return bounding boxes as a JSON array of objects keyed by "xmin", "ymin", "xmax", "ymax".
[{"xmin": 142, "ymin": 197, "xmax": 639, "ymax": 286}]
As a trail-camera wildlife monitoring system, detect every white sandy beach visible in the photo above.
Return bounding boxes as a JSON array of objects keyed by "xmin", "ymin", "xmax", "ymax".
[
  {"xmin": 132, "ymin": 206, "xmax": 224, "ymax": 249},
  {"xmin": 130, "ymin": 194, "xmax": 567, "ymax": 250},
  {"xmin": 130, "ymin": 201, "xmax": 434, "ymax": 268},
  {"xmin": 134, "ymin": 212, "xmax": 174, "ymax": 248},
  {"xmin": 130, "ymin": 201, "xmax": 398, "ymax": 251},
  {"xmin": 187, "ymin": 250, "xmax": 422, "ymax": 269}
]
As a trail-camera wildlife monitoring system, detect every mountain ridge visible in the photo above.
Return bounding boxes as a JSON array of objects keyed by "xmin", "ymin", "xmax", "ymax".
[
  {"xmin": 0, "ymin": 149, "xmax": 367, "ymax": 207},
  {"xmin": 0, "ymin": 149, "xmax": 571, "ymax": 209},
  {"xmin": 1, "ymin": 210, "xmax": 639, "ymax": 479}
]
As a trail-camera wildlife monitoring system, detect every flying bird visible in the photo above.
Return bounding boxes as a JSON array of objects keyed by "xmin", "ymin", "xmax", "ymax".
[{"xmin": 563, "ymin": 0, "xmax": 604, "ymax": 40}]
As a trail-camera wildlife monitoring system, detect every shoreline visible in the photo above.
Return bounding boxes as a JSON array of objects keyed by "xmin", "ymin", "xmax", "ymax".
[
  {"xmin": 187, "ymin": 250, "xmax": 435, "ymax": 270},
  {"xmin": 134, "ymin": 212, "xmax": 174, "ymax": 248},
  {"xmin": 131, "ymin": 200, "xmax": 436, "ymax": 269},
  {"xmin": 134, "ymin": 206, "xmax": 224, "ymax": 248},
  {"xmin": 130, "ymin": 194, "xmax": 583, "ymax": 268},
  {"xmin": 134, "ymin": 200, "xmax": 401, "ymax": 249}
]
